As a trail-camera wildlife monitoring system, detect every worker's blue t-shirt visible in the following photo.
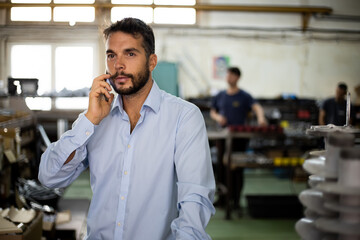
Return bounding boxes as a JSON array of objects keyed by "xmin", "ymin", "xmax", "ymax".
[
  {"xmin": 321, "ymin": 98, "xmax": 352, "ymax": 126},
  {"xmin": 211, "ymin": 89, "xmax": 255, "ymax": 125}
]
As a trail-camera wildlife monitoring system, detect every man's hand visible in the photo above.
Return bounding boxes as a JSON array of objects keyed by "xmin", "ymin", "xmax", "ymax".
[
  {"xmin": 217, "ymin": 115, "xmax": 227, "ymax": 127},
  {"xmin": 252, "ymin": 103, "xmax": 267, "ymax": 127},
  {"xmin": 210, "ymin": 109, "xmax": 227, "ymax": 127},
  {"xmin": 85, "ymin": 74, "xmax": 115, "ymax": 125},
  {"xmin": 257, "ymin": 117, "xmax": 268, "ymax": 127}
]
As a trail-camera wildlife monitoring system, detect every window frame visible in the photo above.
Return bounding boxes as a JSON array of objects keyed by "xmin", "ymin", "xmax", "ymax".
[
  {"xmin": 6, "ymin": 40, "xmax": 99, "ymax": 95},
  {"xmin": 7, "ymin": 1, "xmax": 97, "ymax": 26},
  {"xmin": 6, "ymin": 1, "xmax": 198, "ymax": 26}
]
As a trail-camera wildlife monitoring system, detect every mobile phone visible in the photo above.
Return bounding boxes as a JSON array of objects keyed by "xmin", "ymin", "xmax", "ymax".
[
  {"xmin": 102, "ymin": 78, "xmax": 111, "ymax": 102},
  {"xmin": 105, "ymin": 78, "xmax": 112, "ymax": 86},
  {"xmin": 103, "ymin": 71, "xmax": 116, "ymax": 101}
]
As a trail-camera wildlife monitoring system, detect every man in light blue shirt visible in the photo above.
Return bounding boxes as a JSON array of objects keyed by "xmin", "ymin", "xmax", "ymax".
[{"xmin": 38, "ymin": 18, "xmax": 215, "ymax": 239}]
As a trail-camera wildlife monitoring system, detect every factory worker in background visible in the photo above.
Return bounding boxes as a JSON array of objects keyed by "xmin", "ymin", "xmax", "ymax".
[
  {"xmin": 210, "ymin": 66, "xmax": 266, "ymax": 212},
  {"xmin": 319, "ymin": 82, "xmax": 354, "ymax": 126}
]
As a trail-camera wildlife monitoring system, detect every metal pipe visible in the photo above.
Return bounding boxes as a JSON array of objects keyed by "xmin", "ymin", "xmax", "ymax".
[{"xmin": 345, "ymin": 92, "xmax": 351, "ymax": 127}]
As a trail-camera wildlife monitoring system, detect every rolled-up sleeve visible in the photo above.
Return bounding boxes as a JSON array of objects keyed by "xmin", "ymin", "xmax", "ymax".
[
  {"xmin": 38, "ymin": 113, "xmax": 95, "ymax": 188},
  {"xmin": 171, "ymin": 106, "xmax": 216, "ymax": 239}
]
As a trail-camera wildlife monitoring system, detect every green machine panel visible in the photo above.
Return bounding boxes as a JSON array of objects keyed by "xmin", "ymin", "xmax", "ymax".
[{"xmin": 153, "ymin": 61, "xmax": 178, "ymax": 97}]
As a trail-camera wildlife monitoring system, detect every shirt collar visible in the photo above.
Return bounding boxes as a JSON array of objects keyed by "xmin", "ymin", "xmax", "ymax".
[{"xmin": 110, "ymin": 80, "xmax": 161, "ymax": 115}]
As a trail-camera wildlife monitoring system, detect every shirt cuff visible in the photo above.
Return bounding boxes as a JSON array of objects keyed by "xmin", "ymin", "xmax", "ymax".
[{"xmin": 70, "ymin": 114, "xmax": 96, "ymax": 146}]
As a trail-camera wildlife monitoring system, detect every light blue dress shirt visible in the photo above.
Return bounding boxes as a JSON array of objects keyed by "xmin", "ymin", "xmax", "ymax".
[{"xmin": 39, "ymin": 81, "xmax": 216, "ymax": 240}]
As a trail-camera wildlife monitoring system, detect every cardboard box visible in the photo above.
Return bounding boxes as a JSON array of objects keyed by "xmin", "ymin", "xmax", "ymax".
[{"xmin": 0, "ymin": 212, "xmax": 43, "ymax": 240}]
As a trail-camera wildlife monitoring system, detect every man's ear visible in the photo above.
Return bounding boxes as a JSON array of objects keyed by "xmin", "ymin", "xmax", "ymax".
[{"xmin": 149, "ymin": 54, "xmax": 157, "ymax": 72}]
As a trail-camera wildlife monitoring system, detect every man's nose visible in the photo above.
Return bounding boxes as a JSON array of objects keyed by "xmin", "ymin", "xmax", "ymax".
[{"xmin": 114, "ymin": 55, "xmax": 125, "ymax": 70}]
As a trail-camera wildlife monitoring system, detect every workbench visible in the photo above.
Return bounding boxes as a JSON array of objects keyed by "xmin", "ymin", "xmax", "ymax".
[{"xmin": 207, "ymin": 127, "xmax": 307, "ymax": 219}]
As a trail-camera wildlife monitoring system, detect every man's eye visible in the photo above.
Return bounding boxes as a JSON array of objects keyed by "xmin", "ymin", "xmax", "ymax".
[
  {"xmin": 128, "ymin": 52, "xmax": 135, "ymax": 57},
  {"xmin": 107, "ymin": 54, "xmax": 115, "ymax": 59}
]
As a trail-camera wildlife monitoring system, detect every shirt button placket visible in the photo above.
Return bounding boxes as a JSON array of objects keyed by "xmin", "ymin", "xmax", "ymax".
[{"xmin": 116, "ymin": 138, "xmax": 132, "ymax": 238}]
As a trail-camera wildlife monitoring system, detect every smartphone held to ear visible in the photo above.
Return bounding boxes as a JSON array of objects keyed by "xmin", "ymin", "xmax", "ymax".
[{"xmin": 103, "ymin": 78, "xmax": 112, "ymax": 102}]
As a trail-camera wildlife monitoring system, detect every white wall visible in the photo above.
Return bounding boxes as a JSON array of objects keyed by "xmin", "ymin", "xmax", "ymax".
[
  {"xmin": 154, "ymin": 0, "xmax": 360, "ymax": 100},
  {"xmin": 155, "ymin": 30, "xmax": 360, "ymax": 100}
]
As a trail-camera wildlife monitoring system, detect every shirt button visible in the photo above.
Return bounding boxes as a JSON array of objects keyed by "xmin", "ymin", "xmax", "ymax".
[
  {"xmin": 121, "ymin": 196, "xmax": 125, "ymax": 200},
  {"xmin": 85, "ymin": 131, "xmax": 90, "ymax": 136},
  {"xmin": 124, "ymin": 171, "xmax": 128, "ymax": 175},
  {"xmin": 118, "ymin": 222, "xmax": 121, "ymax": 227},
  {"xmin": 127, "ymin": 144, "xmax": 131, "ymax": 148}
]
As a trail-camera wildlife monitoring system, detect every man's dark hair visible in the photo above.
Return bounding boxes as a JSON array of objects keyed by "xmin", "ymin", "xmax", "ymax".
[
  {"xmin": 103, "ymin": 18, "xmax": 155, "ymax": 58},
  {"xmin": 227, "ymin": 67, "xmax": 241, "ymax": 77},
  {"xmin": 338, "ymin": 82, "xmax": 348, "ymax": 92}
]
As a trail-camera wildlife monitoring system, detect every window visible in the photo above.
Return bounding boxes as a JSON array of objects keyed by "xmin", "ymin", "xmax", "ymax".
[
  {"xmin": 53, "ymin": 0, "xmax": 95, "ymax": 25},
  {"xmin": 55, "ymin": 46, "xmax": 94, "ymax": 91},
  {"xmin": 11, "ymin": 0, "xmax": 50, "ymax": 3},
  {"xmin": 111, "ymin": 0, "xmax": 197, "ymax": 25},
  {"xmin": 154, "ymin": 8, "xmax": 196, "ymax": 24},
  {"xmin": 10, "ymin": 0, "xmax": 197, "ymax": 25},
  {"xmin": 25, "ymin": 97, "xmax": 52, "ymax": 111},
  {"xmin": 53, "ymin": 7, "xmax": 95, "ymax": 25},
  {"xmin": 154, "ymin": 0, "xmax": 195, "ymax": 5},
  {"xmin": 112, "ymin": 0, "xmax": 152, "ymax": 4},
  {"xmin": 10, "ymin": 45, "xmax": 52, "ymax": 95},
  {"xmin": 54, "ymin": 0, "xmax": 94, "ymax": 3},
  {"xmin": 111, "ymin": 7, "xmax": 153, "ymax": 24},
  {"xmin": 10, "ymin": 0, "xmax": 95, "ymax": 24},
  {"xmin": 10, "ymin": 44, "xmax": 97, "ymax": 110},
  {"xmin": 11, "ymin": 7, "xmax": 51, "ymax": 22}
]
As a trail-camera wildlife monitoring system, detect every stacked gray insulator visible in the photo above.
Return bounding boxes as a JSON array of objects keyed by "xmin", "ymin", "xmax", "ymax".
[{"xmin": 296, "ymin": 125, "xmax": 360, "ymax": 240}]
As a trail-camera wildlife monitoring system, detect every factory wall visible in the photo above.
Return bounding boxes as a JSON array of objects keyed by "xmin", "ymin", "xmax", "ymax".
[
  {"xmin": 155, "ymin": 31, "xmax": 360, "ymax": 100},
  {"xmin": 156, "ymin": 0, "xmax": 360, "ymax": 99}
]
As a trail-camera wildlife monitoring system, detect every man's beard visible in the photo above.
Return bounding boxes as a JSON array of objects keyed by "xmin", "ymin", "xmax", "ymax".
[{"xmin": 109, "ymin": 61, "xmax": 150, "ymax": 96}]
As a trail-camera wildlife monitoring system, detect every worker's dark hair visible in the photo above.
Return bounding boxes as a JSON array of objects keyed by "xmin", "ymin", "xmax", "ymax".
[
  {"xmin": 103, "ymin": 18, "xmax": 155, "ymax": 58},
  {"xmin": 338, "ymin": 82, "xmax": 348, "ymax": 92},
  {"xmin": 227, "ymin": 67, "xmax": 241, "ymax": 77}
]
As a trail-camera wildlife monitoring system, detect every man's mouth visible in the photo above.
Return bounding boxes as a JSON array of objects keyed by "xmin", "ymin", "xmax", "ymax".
[
  {"xmin": 110, "ymin": 72, "xmax": 133, "ymax": 84},
  {"xmin": 116, "ymin": 76, "xmax": 130, "ymax": 83}
]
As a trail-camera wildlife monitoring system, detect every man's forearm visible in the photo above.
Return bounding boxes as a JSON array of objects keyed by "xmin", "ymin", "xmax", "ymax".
[
  {"xmin": 38, "ymin": 114, "xmax": 92, "ymax": 188},
  {"xmin": 319, "ymin": 110, "xmax": 326, "ymax": 125},
  {"xmin": 252, "ymin": 103, "xmax": 267, "ymax": 126}
]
